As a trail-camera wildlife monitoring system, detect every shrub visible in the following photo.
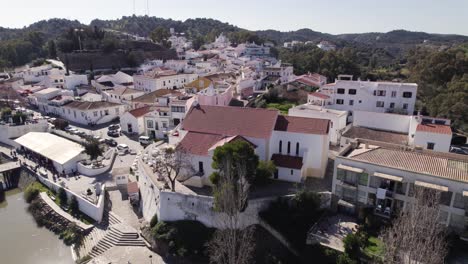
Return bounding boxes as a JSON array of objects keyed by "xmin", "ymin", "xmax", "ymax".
[
  {"xmin": 53, "ymin": 118, "xmax": 69, "ymax": 130},
  {"xmin": 255, "ymin": 160, "xmax": 276, "ymax": 185},
  {"xmin": 69, "ymin": 196, "xmax": 79, "ymax": 216},
  {"xmin": 150, "ymin": 214, "xmax": 158, "ymax": 228},
  {"xmin": 152, "ymin": 221, "xmax": 215, "ymax": 258},
  {"xmin": 58, "ymin": 187, "xmax": 68, "ymax": 206},
  {"xmin": 24, "ymin": 184, "xmax": 40, "ymax": 203}
]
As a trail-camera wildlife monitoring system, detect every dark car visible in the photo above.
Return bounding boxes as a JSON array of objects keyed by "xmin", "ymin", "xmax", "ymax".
[
  {"xmin": 107, "ymin": 130, "xmax": 120, "ymax": 137},
  {"xmin": 108, "ymin": 124, "xmax": 120, "ymax": 131},
  {"xmin": 105, "ymin": 138, "xmax": 117, "ymax": 147},
  {"xmin": 450, "ymin": 146, "xmax": 468, "ymax": 155}
]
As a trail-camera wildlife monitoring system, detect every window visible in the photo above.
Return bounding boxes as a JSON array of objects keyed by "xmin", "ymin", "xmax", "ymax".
[
  {"xmin": 374, "ymin": 90, "xmax": 386, "ymax": 96},
  {"xmin": 104, "ymin": 110, "xmax": 109, "ymax": 115},
  {"xmin": 391, "ymin": 91, "xmax": 397, "ymax": 97},
  {"xmin": 290, "ymin": 170, "xmax": 294, "ymax": 175},
  {"xmin": 296, "ymin": 142, "xmax": 299, "ymax": 156},
  {"xmin": 427, "ymin": 142, "xmax": 435, "ymax": 150},
  {"xmin": 403, "ymin": 103, "xmax": 408, "ymax": 110},
  {"xmin": 337, "ymin": 88, "xmax": 345, "ymax": 94},
  {"xmin": 389, "ymin": 102, "xmax": 395, "ymax": 109},
  {"xmin": 349, "ymin": 100, "xmax": 354, "ymax": 106},
  {"xmin": 358, "ymin": 173, "xmax": 369, "ymax": 186},
  {"xmin": 162, "ymin": 122, "xmax": 167, "ymax": 128},
  {"xmin": 147, "ymin": 120, "xmax": 154, "ymax": 129},
  {"xmin": 198, "ymin": 162, "xmax": 204, "ymax": 173},
  {"xmin": 348, "ymin": 89, "xmax": 356, "ymax": 95},
  {"xmin": 93, "ymin": 111, "xmax": 98, "ymax": 117},
  {"xmin": 279, "ymin": 140, "xmax": 282, "ymax": 153},
  {"xmin": 287, "ymin": 141, "xmax": 291, "ymax": 154},
  {"xmin": 453, "ymin": 193, "xmax": 465, "ymax": 209},
  {"xmin": 336, "ymin": 99, "xmax": 344, "ymax": 105},
  {"xmin": 376, "ymin": 101, "xmax": 385, "ymax": 108},
  {"xmin": 402, "ymin": 92, "xmax": 412, "ymax": 98}
]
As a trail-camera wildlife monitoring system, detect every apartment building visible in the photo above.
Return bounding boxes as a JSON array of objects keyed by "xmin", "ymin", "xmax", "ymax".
[
  {"xmin": 342, "ymin": 111, "xmax": 452, "ymax": 152},
  {"xmin": 318, "ymin": 75, "xmax": 417, "ymax": 117},
  {"xmin": 332, "ymin": 139, "xmax": 468, "ymax": 233}
]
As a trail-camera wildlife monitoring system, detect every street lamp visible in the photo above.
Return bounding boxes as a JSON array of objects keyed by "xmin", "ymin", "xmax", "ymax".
[{"xmin": 75, "ymin": 28, "xmax": 84, "ymax": 51}]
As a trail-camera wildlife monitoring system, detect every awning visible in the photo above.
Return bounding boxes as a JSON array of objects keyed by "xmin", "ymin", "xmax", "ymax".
[
  {"xmin": 337, "ymin": 164, "xmax": 363, "ymax": 173},
  {"xmin": 414, "ymin": 181, "xmax": 448, "ymax": 192},
  {"xmin": 374, "ymin": 172, "xmax": 403, "ymax": 182}
]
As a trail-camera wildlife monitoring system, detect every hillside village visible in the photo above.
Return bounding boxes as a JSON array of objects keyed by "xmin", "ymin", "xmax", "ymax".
[{"xmin": 1, "ymin": 28, "xmax": 468, "ymax": 264}]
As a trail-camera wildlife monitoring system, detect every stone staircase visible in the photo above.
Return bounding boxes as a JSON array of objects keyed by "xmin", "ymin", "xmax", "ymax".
[
  {"xmin": 78, "ymin": 205, "xmax": 146, "ymax": 261},
  {"xmin": 88, "ymin": 223, "xmax": 146, "ymax": 258}
]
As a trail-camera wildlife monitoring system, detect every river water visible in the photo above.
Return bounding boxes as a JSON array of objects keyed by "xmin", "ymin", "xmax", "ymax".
[{"xmin": 0, "ymin": 189, "xmax": 74, "ymax": 264}]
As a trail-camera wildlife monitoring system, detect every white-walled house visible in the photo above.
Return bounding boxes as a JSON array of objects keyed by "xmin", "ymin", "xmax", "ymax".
[
  {"xmin": 133, "ymin": 68, "xmax": 197, "ymax": 92},
  {"xmin": 342, "ymin": 111, "xmax": 452, "ymax": 152},
  {"xmin": 59, "ymin": 101, "xmax": 127, "ymax": 126},
  {"xmin": 319, "ymin": 75, "xmax": 418, "ymax": 117},
  {"xmin": 120, "ymin": 106, "xmax": 153, "ymax": 135},
  {"xmin": 103, "ymin": 87, "xmax": 145, "ymax": 105},
  {"xmin": 332, "ymin": 139, "xmax": 468, "ymax": 234},
  {"xmin": 288, "ymin": 104, "xmax": 348, "ymax": 145},
  {"xmin": 173, "ymin": 105, "xmax": 329, "ymax": 186},
  {"xmin": 197, "ymin": 83, "xmax": 233, "ymax": 106}
]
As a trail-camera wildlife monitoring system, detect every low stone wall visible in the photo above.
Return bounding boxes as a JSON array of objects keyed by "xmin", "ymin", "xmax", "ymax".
[
  {"xmin": 77, "ymin": 149, "xmax": 116, "ymax": 176},
  {"xmin": 37, "ymin": 176, "xmax": 105, "ymax": 223}
]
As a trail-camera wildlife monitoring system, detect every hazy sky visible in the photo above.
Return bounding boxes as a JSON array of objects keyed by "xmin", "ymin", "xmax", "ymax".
[{"xmin": 1, "ymin": 0, "xmax": 467, "ymax": 35}]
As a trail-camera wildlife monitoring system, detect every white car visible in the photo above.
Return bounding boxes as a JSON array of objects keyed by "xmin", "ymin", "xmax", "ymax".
[{"xmin": 117, "ymin": 144, "xmax": 129, "ymax": 152}]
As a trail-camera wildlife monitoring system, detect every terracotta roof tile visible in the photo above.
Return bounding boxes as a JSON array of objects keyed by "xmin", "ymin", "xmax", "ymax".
[
  {"xmin": 309, "ymin": 92, "xmax": 330, "ymax": 99},
  {"xmin": 416, "ymin": 123, "xmax": 452, "ymax": 135},
  {"xmin": 178, "ymin": 132, "xmax": 223, "ymax": 156},
  {"xmin": 182, "ymin": 105, "xmax": 278, "ymax": 139},
  {"xmin": 128, "ymin": 106, "xmax": 152, "ymax": 118},
  {"xmin": 271, "ymin": 154, "xmax": 303, "ymax": 169},
  {"xmin": 127, "ymin": 182, "xmax": 139, "ymax": 193},
  {"xmin": 274, "ymin": 115, "xmax": 329, "ymax": 135}
]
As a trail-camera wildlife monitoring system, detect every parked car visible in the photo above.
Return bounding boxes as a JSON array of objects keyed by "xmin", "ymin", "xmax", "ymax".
[
  {"xmin": 105, "ymin": 138, "xmax": 118, "ymax": 147},
  {"xmin": 108, "ymin": 124, "xmax": 120, "ymax": 131},
  {"xmin": 450, "ymin": 146, "xmax": 468, "ymax": 155},
  {"xmin": 75, "ymin": 131, "xmax": 86, "ymax": 137},
  {"xmin": 117, "ymin": 144, "xmax": 129, "ymax": 154},
  {"xmin": 139, "ymin": 136, "xmax": 152, "ymax": 145},
  {"xmin": 107, "ymin": 130, "xmax": 120, "ymax": 137}
]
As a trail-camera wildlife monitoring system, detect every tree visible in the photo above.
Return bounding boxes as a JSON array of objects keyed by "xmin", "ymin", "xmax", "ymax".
[
  {"xmin": 254, "ymin": 160, "xmax": 276, "ymax": 185},
  {"xmin": 380, "ymin": 187, "xmax": 449, "ymax": 264},
  {"xmin": 69, "ymin": 195, "xmax": 79, "ymax": 216},
  {"xmin": 150, "ymin": 26, "xmax": 170, "ymax": 44},
  {"xmin": 47, "ymin": 40, "xmax": 57, "ymax": 59},
  {"xmin": 207, "ymin": 141, "xmax": 256, "ymax": 264},
  {"xmin": 53, "ymin": 118, "xmax": 69, "ymax": 130},
  {"xmin": 83, "ymin": 139, "xmax": 103, "ymax": 161},
  {"xmin": 152, "ymin": 147, "xmax": 194, "ymax": 192},
  {"xmin": 58, "ymin": 187, "xmax": 68, "ymax": 206}
]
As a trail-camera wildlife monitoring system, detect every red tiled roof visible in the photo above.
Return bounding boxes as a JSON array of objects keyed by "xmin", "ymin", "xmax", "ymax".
[
  {"xmin": 128, "ymin": 106, "xmax": 152, "ymax": 118},
  {"xmin": 127, "ymin": 182, "xmax": 139, "ymax": 193},
  {"xmin": 271, "ymin": 154, "xmax": 303, "ymax": 169},
  {"xmin": 308, "ymin": 92, "xmax": 330, "ymax": 99},
  {"xmin": 178, "ymin": 132, "xmax": 223, "ymax": 156},
  {"xmin": 274, "ymin": 115, "xmax": 329, "ymax": 135},
  {"xmin": 182, "ymin": 105, "xmax": 279, "ymax": 139},
  {"xmin": 416, "ymin": 123, "xmax": 452, "ymax": 135}
]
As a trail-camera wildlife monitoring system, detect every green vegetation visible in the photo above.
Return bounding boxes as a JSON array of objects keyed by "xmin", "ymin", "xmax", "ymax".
[
  {"xmin": 57, "ymin": 187, "xmax": 68, "ymax": 207},
  {"xmin": 83, "ymin": 139, "xmax": 103, "ymax": 161},
  {"xmin": 151, "ymin": 221, "xmax": 214, "ymax": 259},
  {"xmin": 150, "ymin": 214, "xmax": 158, "ymax": 228},
  {"xmin": 259, "ymin": 190, "xmax": 322, "ymax": 248},
  {"xmin": 23, "ymin": 181, "xmax": 49, "ymax": 203},
  {"xmin": 266, "ymin": 102, "xmax": 296, "ymax": 114},
  {"xmin": 254, "ymin": 160, "xmax": 276, "ymax": 186},
  {"xmin": 363, "ymin": 236, "xmax": 384, "ymax": 259}
]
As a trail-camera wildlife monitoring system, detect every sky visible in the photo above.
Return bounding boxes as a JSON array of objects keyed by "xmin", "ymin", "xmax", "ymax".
[{"xmin": 1, "ymin": 0, "xmax": 467, "ymax": 35}]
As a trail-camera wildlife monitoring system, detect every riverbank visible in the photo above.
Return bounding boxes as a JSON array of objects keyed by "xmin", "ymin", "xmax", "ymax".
[{"xmin": 0, "ymin": 189, "xmax": 74, "ymax": 263}]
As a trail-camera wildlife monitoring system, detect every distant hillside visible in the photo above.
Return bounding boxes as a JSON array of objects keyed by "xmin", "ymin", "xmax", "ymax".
[{"xmin": 0, "ymin": 19, "xmax": 83, "ymax": 41}]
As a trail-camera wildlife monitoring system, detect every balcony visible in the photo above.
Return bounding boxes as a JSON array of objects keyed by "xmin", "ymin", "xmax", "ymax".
[{"xmin": 374, "ymin": 205, "xmax": 392, "ymax": 218}]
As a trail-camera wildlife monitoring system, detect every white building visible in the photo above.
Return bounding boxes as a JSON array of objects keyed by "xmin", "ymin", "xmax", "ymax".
[
  {"xmin": 103, "ymin": 87, "xmax": 145, "ymax": 105},
  {"xmin": 342, "ymin": 111, "xmax": 452, "ymax": 152},
  {"xmin": 15, "ymin": 132, "xmax": 84, "ymax": 174},
  {"xmin": 289, "ymin": 104, "xmax": 347, "ymax": 145},
  {"xmin": 317, "ymin": 41, "xmax": 336, "ymax": 51},
  {"xmin": 332, "ymin": 139, "xmax": 468, "ymax": 234},
  {"xmin": 318, "ymin": 75, "xmax": 418, "ymax": 117},
  {"xmin": 120, "ymin": 106, "xmax": 153, "ymax": 135},
  {"xmin": 172, "ymin": 105, "xmax": 329, "ymax": 186},
  {"xmin": 59, "ymin": 101, "xmax": 127, "ymax": 126},
  {"xmin": 133, "ymin": 68, "xmax": 197, "ymax": 93}
]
